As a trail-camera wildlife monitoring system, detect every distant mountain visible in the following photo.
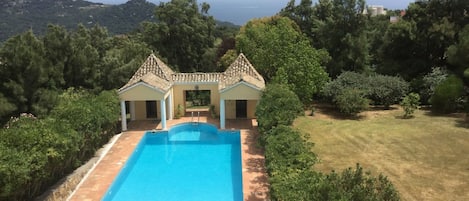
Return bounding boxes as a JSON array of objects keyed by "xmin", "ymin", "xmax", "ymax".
[{"xmin": 0, "ymin": 0, "xmax": 239, "ymax": 42}]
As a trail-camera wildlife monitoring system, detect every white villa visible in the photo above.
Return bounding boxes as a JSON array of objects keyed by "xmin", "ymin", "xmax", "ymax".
[{"xmin": 117, "ymin": 53, "xmax": 265, "ymax": 131}]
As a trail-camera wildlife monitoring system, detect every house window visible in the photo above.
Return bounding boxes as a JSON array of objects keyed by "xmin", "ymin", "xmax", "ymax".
[{"xmin": 185, "ymin": 90, "xmax": 211, "ymax": 109}]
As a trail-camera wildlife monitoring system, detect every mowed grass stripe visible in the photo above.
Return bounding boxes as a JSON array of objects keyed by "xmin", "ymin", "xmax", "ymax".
[{"xmin": 294, "ymin": 108, "xmax": 469, "ymax": 201}]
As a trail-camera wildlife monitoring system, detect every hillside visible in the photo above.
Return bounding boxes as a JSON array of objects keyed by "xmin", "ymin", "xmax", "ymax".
[{"xmin": 0, "ymin": 0, "xmax": 238, "ymax": 42}]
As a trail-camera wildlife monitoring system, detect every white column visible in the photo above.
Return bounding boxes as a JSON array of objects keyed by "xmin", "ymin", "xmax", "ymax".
[
  {"xmin": 160, "ymin": 99, "xmax": 167, "ymax": 130},
  {"xmin": 220, "ymin": 99, "xmax": 225, "ymax": 129},
  {"xmin": 168, "ymin": 94, "xmax": 173, "ymax": 120},
  {"xmin": 130, "ymin": 101, "xmax": 136, "ymax": 121},
  {"xmin": 120, "ymin": 101, "xmax": 127, "ymax": 131}
]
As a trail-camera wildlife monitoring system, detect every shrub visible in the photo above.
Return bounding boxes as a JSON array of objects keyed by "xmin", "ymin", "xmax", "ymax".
[
  {"xmin": 209, "ymin": 104, "xmax": 217, "ymax": 118},
  {"xmin": 369, "ymin": 74, "xmax": 409, "ymax": 108},
  {"xmin": 401, "ymin": 93, "xmax": 420, "ymax": 118},
  {"xmin": 322, "ymin": 71, "xmax": 369, "ymax": 100},
  {"xmin": 316, "ymin": 164, "xmax": 400, "ymax": 201},
  {"xmin": 430, "ymin": 75, "xmax": 464, "ymax": 113},
  {"xmin": 264, "ymin": 125, "xmax": 319, "ymax": 201},
  {"xmin": 420, "ymin": 67, "xmax": 448, "ymax": 104},
  {"xmin": 175, "ymin": 104, "xmax": 184, "ymax": 119},
  {"xmin": 0, "ymin": 89, "xmax": 120, "ymax": 200},
  {"xmin": 264, "ymin": 126, "xmax": 317, "ymax": 174},
  {"xmin": 51, "ymin": 89, "xmax": 120, "ymax": 159},
  {"xmin": 323, "ymin": 72, "xmax": 409, "ymax": 113},
  {"xmin": 255, "ymin": 84, "xmax": 303, "ymax": 133},
  {"xmin": 335, "ymin": 89, "xmax": 369, "ymax": 116},
  {"xmin": 0, "ymin": 116, "xmax": 80, "ymax": 200}
]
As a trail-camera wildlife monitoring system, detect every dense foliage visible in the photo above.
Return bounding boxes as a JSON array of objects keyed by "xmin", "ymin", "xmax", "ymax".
[
  {"xmin": 139, "ymin": 0, "xmax": 216, "ymax": 72},
  {"xmin": 0, "ymin": 0, "xmax": 155, "ymax": 42},
  {"xmin": 236, "ymin": 16, "xmax": 330, "ymax": 104},
  {"xmin": 0, "ymin": 25, "xmax": 151, "ymax": 123},
  {"xmin": 430, "ymin": 75, "xmax": 465, "ymax": 114},
  {"xmin": 281, "ymin": 0, "xmax": 369, "ymax": 77},
  {"xmin": 0, "ymin": 0, "xmax": 240, "ymax": 43},
  {"xmin": 0, "ymin": 90, "xmax": 119, "ymax": 201},
  {"xmin": 419, "ymin": 67, "xmax": 448, "ymax": 104},
  {"xmin": 281, "ymin": 0, "xmax": 468, "ymax": 114},
  {"xmin": 368, "ymin": 74, "xmax": 410, "ymax": 108},
  {"xmin": 255, "ymin": 84, "xmax": 303, "ymax": 134},
  {"xmin": 1, "ymin": 0, "xmax": 468, "ymax": 199},
  {"xmin": 335, "ymin": 89, "xmax": 369, "ymax": 116},
  {"xmin": 323, "ymin": 72, "xmax": 409, "ymax": 114},
  {"xmin": 256, "ymin": 83, "xmax": 400, "ymax": 200}
]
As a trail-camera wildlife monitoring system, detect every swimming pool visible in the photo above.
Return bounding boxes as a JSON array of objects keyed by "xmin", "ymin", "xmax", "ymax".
[{"xmin": 102, "ymin": 123, "xmax": 243, "ymax": 201}]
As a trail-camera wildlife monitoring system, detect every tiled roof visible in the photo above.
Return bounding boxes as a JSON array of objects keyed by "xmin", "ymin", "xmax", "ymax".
[
  {"xmin": 118, "ymin": 53, "xmax": 265, "ymax": 93},
  {"xmin": 119, "ymin": 54, "xmax": 174, "ymax": 91},
  {"xmin": 220, "ymin": 53, "xmax": 265, "ymax": 90}
]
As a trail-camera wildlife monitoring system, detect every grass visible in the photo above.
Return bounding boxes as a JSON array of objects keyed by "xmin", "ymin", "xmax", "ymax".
[{"xmin": 294, "ymin": 106, "xmax": 469, "ymax": 201}]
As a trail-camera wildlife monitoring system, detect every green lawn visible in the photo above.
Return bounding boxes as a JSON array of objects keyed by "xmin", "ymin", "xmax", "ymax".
[{"xmin": 294, "ymin": 106, "xmax": 469, "ymax": 201}]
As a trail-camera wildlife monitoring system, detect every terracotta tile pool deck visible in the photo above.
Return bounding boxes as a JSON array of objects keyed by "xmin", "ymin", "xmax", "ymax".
[{"xmin": 69, "ymin": 116, "xmax": 268, "ymax": 201}]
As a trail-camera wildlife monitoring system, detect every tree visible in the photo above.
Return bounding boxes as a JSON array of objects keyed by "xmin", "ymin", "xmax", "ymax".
[
  {"xmin": 447, "ymin": 24, "xmax": 469, "ymax": 76},
  {"xmin": 236, "ymin": 16, "xmax": 329, "ymax": 104},
  {"xmin": 42, "ymin": 24, "xmax": 70, "ymax": 89},
  {"xmin": 403, "ymin": 0, "xmax": 469, "ymax": 71},
  {"xmin": 0, "ymin": 31, "xmax": 51, "ymax": 118},
  {"xmin": 65, "ymin": 24, "xmax": 102, "ymax": 89},
  {"xmin": 98, "ymin": 36, "xmax": 151, "ymax": 90},
  {"xmin": 311, "ymin": 0, "xmax": 369, "ymax": 76},
  {"xmin": 378, "ymin": 0, "xmax": 469, "ymax": 79},
  {"xmin": 0, "ymin": 93, "xmax": 16, "ymax": 122},
  {"xmin": 279, "ymin": 0, "xmax": 315, "ymax": 39},
  {"xmin": 377, "ymin": 20, "xmax": 425, "ymax": 79},
  {"xmin": 430, "ymin": 75, "xmax": 464, "ymax": 114},
  {"xmin": 141, "ymin": 0, "xmax": 216, "ymax": 72},
  {"xmin": 419, "ymin": 67, "xmax": 448, "ymax": 104}
]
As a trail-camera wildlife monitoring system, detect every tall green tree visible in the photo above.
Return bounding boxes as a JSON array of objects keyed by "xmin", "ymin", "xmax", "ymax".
[
  {"xmin": 282, "ymin": 0, "xmax": 376, "ymax": 77},
  {"xmin": 64, "ymin": 25, "xmax": 99, "ymax": 89},
  {"xmin": 236, "ymin": 16, "xmax": 329, "ymax": 104},
  {"xmin": 280, "ymin": 0, "xmax": 315, "ymax": 39},
  {"xmin": 447, "ymin": 24, "xmax": 469, "ymax": 76},
  {"xmin": 377, "ymin": 20, "xmax": 424, "ymax": 79},
  {"xmin": 42, "ymin": 24, "xmax": 70, "ymax": 89},
  {"xmin": 404, "ymin": 0, "xmax": 469, "ymax": 69},
  {"xmin": 0, "ymin": 31, "xmax": 52, "ymax": 118},
  {"xmin": 378, "ymin": 0, "xmax": 469, "ymax": 79},
  {"xmin": 141, "ymin": 0, "xmax": 216, "ymax": 72},
  {"xmin": 99, "ymin": 36, "xmax": 151, "ymax": 90}
]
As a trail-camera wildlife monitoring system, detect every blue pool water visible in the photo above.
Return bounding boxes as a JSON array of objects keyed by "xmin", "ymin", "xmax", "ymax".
[{"xmin": 102, "ymin": 123, "xmax": 243, "ymax": 201}]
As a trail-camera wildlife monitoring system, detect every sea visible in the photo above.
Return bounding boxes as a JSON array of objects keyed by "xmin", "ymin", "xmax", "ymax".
[{"xmin": 88, "ymin": 0, "xmax": 413, "ymax": 25}]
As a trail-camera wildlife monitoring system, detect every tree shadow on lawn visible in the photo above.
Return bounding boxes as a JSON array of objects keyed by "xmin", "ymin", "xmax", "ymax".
[
  {"xmin": 419, "ymin": 106, "xmax": 469, "ymax": 128},
  {"xmin": 312, "ymin": 103, "xmax": 399, "ymax": 120}
]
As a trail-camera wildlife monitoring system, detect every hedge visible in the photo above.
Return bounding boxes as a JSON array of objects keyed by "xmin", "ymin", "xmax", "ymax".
[{"xmin": 0, "ymin": 89, "xmax": 120, "ymax": 200}]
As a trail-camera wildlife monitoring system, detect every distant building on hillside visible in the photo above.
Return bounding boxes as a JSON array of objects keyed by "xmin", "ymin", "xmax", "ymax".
[
  {"xmin": 364, "ymin": 5, "xmax": 387, "ymax": 16},
  {"xmin": 390, "ymin": 10, "xmax": 406, "ymax": 23}
]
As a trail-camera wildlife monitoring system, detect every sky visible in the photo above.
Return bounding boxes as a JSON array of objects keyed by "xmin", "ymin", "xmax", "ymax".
[{"xmin": 87, "ymin": 0, "xmax": 415, "ymax": 25}]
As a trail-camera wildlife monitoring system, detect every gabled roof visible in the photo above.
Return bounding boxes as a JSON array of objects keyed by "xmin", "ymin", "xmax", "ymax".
[
  {"xmin": 119, "ymin": 54, "xmax": 174, "ymax": 92},
  {"xmin": 220, "ymin": 53, "xmax": 265, "ymax": 90},
  {"xmin": 118, "ymin": 53, "xmax": 265, "ymax": 93}
]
